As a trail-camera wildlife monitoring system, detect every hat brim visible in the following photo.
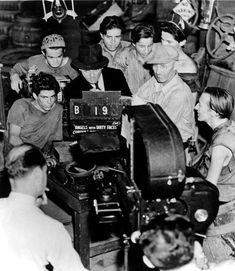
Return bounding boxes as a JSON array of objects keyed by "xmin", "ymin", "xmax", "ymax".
[{"xmin": 72, "ymin": 57, "xmax": 109, "ymax": 70}]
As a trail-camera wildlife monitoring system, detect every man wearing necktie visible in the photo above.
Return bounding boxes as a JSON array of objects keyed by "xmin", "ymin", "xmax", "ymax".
[
  {"xmin": 132, "ymin": 44, "xmax": 195, "ymax": 145},
  {"xmin": 64, "ymin": 44, "xmax": 132, "ymax": 99}
]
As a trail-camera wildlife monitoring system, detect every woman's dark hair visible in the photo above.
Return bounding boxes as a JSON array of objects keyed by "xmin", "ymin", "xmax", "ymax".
[
  {"xmin": 160, "ymin": 13, "xmax": 191, "ymax": 43},
  {"xmin": 5, "ymin": 143, "xmax": 46, "ymax": 179},
  {"xmin": 139, "ymin": 214, "xmax": 195, "ymax": 270},
  {"xmin": 160, "ymin": 21, "xmax": 186, "ymax": 42},
  {"xmin": 100, "ymin": 15, "xmax": 125, "ymax": 35},
  {"xmin": 31, "ymin": 72, "xmax": 60, "ymax": 96},
  {"xmin": 131, "ymin": 23, "xmax": 155, "ymax": 44},
  {"xmin": 204, "ymin": 87, "xmax": 234, "ymax": 119}
]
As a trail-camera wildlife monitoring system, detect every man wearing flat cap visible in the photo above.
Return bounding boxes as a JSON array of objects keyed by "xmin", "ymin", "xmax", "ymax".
[
  {"xmin": 132, "ymin": 44, "xmax": 195, "ymax": 144},
  {"xmin": 64, "ymin": 44, "xmax": 132, "ymax": 99}
]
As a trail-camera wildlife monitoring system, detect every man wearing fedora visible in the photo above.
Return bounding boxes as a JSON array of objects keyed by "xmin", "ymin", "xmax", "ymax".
[
  {"xmin": 132, "ymin": 44, "xmax": 195, "ymax": 145},
  {"xmin": 64, "ymin": 44, "xmax": 132, "ymax": 99}
]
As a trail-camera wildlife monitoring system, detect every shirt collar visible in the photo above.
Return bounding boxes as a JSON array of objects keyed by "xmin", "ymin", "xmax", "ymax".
[
  {"xmin": 91, "ymin": 73, "xmax": 104, "ymax": 91},
  {"xmin": 99, "ymin": 40, "xmax": 124, "ymax": 55},
  {"xmin": 8, "ymin": 192, "xmax": 36, "ymax": 206},
  {"xmin": 154, "ymin": 73, "xmax": 179, "ymax": 95},
  {"xmin": 214, "ymin": 119, "xmax": 232, "ymax": 133}
]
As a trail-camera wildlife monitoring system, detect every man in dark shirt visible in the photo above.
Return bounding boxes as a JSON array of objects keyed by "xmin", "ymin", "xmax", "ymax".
[{"xmin": 64, "ymin": 44, "xmax": 132, "ymax": 99}]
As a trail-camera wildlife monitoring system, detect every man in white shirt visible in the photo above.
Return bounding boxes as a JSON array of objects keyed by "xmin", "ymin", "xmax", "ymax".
[
  {"xmin": 0, "ymin": 143, "xmax": 87, "ymax": 271},
  {"xmin": 132, "ymin": 44, "xmax": 195, "ymax": 144}
]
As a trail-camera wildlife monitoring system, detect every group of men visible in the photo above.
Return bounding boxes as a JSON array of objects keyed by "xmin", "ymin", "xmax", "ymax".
[
  {"xmin": 2, "ymin": 13, "xmax": 235, "ymax": 271},
  {"xmin": 9, "ymin": 15, "xmax": 197, "ymax": 147}
]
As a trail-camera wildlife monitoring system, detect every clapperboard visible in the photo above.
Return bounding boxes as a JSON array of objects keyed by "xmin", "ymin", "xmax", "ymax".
[{"xmin": 69, "ymin": 91, "xmax": 131, "ymax": 137}]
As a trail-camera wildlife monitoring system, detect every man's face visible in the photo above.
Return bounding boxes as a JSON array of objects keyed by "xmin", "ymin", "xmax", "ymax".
[
  {"xmin": 101, "ymin": 28, "xmax": 122, "ymax": 52},
  {"xmin": 80, "ymin": 69, "xmax": 102, "ymax": 84},
  {"xmin": 152, "ymin": 61, "xmax": 175, "ymax": 84},
  {"xmin": 195, "ymin": 93, "xmax": 212, "ymax": 122},
  {"xmin": 44, "ymin": 48, "xmax": 64, "ymax": 68},
  {"xmin": 161, "ymin": 31, "xmax": 180, "ymax": 49},
  {"xmin": 135, "ymin": 37, "xmax": 154, "ymax": 59},
  {"xmin": 34, "ymin": 90, "xmax": 57, "ymax": 112}
]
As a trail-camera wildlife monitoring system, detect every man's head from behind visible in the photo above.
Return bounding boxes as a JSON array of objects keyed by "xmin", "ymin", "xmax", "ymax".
[
  {"xmin": 5, "ymin": 144, "xmax": 47, "ymax": 198},
  {"xmin": 41, "ymin": 34, "xmax": 66, "ymax": 68},
  {"xmin": 139, "ymin": 214, "xmax": 195, "ymax": 270},
  {"xmin": 100, "ymin": 15, "xmax": 125, "ymax": 52},
  {"xmin": 31, "ymin": 72, "xmax": 60, "ymax": 112},
  {"xmin": 147, "ymin": 44, "xmax": 178, "ymax": 84}
]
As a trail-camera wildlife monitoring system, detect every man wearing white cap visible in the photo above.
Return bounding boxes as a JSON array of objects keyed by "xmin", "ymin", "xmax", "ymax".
[
  {"xmin": 10, "ymin": 34, "xmax": 78, "ymax": 93},
  {"xmin": 132, "ymin": 44, "xmax": 195, "ymax": 144}
]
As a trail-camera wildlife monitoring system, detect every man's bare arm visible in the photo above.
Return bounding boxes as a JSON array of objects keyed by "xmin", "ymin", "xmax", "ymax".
[
  {"xmin": 206, "ymin": 145, "xmax": 232, "ymax": 185},
  {"xmin": 8, "ymin": 123, "xmax": 23, "ymax": 146}
]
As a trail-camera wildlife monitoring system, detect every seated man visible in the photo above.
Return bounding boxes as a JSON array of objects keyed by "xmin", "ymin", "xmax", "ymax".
[
  {"xmin": 114, "ymin": 23, "xmax": 154, "ymax": 95},
  {"xmin": 10, "ymin": 34, "xmax": 78, "ymax": 93},
  {"xmin": 7, "ymin": 72, "xmax": 72, "ymax": 229},
  {"xmin": 1, "ymin": 143, "xmax": 87, "ymax": 271},
  {"xmin": 7, "ymin": 72, "xmax": 62, "ymax": 165},
  {"xmin": 99, "ymin": 15, "xmax": 130, "ymax": 69},
  {"xmin": 132, "ymin": 44, "xmax": 195, "ymax": 144},
  {"xmin": 138, "ymin": 214, "xmax": 235, "ymax": 270},
  {"xmin": 195, "ymin": 87, "xmax": 235, "ymax": 263},
  {"xmin": 64, "ymin": 43, "xmax": 132, "ymax": 99}
]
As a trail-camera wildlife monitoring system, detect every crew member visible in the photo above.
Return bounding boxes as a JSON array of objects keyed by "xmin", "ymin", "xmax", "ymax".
[
  {"xmin": 132, "ymin": 44, "xmax": 195, "ymax": 144},
  {"xmin": 195, "ymin": 87, "xmax": 235, "ymax": 263},
  {"xmin": 0, "ymin": 143, "xmax": 87, "ymax": 271}
]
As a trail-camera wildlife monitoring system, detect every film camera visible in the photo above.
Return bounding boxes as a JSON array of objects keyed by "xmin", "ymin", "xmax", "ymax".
[{"xmin": 65, "ymin": 92, "xmax": 219, "ymax": 236}]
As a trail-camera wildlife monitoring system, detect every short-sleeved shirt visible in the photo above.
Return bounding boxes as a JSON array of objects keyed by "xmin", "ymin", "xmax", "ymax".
[
  {"xmin": 10, "ymin": 54, "xmax": 78, "ymax": 80},
  {"xmin": 7, "ymin": 98, "xmax": 63, "ymax": 149}
]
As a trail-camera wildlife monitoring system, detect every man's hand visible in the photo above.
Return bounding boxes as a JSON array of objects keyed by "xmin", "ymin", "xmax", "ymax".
[
  {"xmin": 28, "ymin": 65, "xmax": 38, "ymax": 75},
  {"xmin": 10, "ymin": 74, "xmax": 22, "ymax": 93},
  {"xmin": 46, "ymin": 156, "xmax": 58, "ymax": 169},
  {"xmin": 26, "ymin": 65, "xmax": 38, "ymax": 81}
]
